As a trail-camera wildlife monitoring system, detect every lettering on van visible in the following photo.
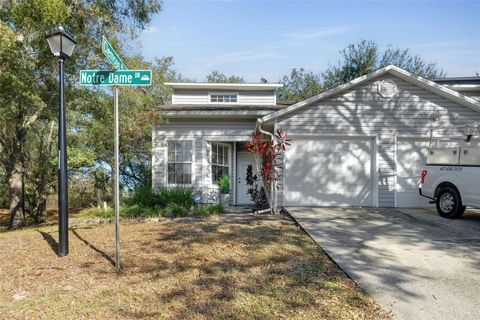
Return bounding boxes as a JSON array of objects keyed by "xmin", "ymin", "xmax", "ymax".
[{"xmin": 439, "ymin": 166, "xmax": 463, "ymax": 172}]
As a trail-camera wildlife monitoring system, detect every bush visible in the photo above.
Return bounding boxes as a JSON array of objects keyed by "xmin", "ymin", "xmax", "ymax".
[
  {"xmin": 206, "ymin": 204, "xmax": 225, "ymax": 214},
  {"xmin": 122, "ymin": 205, "xmax": 165, "ymax": 218},
  {"xmin": 123, "ymin": 186, "xmax": 165, "ymax": 208},
  {"xmin": 77, "ymin": 208, "xmax": 115, "ymax": 219},
  {"xmin": 194, "ymin": 204, "xmax": 225, "ymax": 216},
  {"xmin": 80, "ymin": 186, "xmax": 197, "ymax": 219},
  {"xmin": 158, "ymin": 186, "xmax": 196, "ymax": 210},
  {"xmin": 166, "ymin": 203, "xmax": 188, "ymax": 217}
]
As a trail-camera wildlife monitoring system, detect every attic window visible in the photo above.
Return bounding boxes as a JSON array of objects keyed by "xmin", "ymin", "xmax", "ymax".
[{"xmin": 210, "ymin": 93, "xmax": 238, "ymax": 103}]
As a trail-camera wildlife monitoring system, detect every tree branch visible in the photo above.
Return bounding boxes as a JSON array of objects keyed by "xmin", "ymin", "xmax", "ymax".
[{"xmin": 23, "ymin": 104, "xmax": 47, "ymax": 130}]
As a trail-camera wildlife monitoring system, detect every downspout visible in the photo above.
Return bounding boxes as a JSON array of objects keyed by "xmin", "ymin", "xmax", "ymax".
[{"xmin": 256, "ymin": 118, "xmax": 277, "ymax": 213}]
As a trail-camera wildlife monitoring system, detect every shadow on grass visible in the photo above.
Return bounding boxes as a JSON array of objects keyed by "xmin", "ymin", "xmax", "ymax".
[
  {"xmin": 38, "ymin": 231, "xmax": 59, "ymax": 256},
  {"xmin": 71, "ymin": 229, "xmax": 116, "ymax": 267}
]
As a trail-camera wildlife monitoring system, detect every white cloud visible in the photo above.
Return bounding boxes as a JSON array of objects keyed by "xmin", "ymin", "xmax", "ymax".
[
  {"xmin": 191, "ymin": 50, "xmax": 287, "ymax": 72},
  {"xmin": 283, "ymin": 25, "xmax": 356, "ymax": 44}
]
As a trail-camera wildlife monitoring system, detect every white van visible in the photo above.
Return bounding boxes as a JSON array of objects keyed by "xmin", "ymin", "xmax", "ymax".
[{"xmin": 420, "ymin": 124, "xmax": 480, "ymax": 218}]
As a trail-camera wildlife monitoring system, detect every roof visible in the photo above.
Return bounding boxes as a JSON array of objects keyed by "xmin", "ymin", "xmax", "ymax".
[
  {"xmin": 442, "ymin": 84, "xmax": 480, "ymax": 92},
  {"xmin": 432, "ymin": 77, "xmax": 480, "ymax": 85},
  {"xmin": 164, "ymin": 82, "xmax": 283, "ymax": 91},
  {"xmin": 158, "ymin": 104, "xmax": 286, "ymax": 111},
  {"xmin": 261, "ymin": 65, "xmax": 480, "ymax": 123},
  {"xmin": 158, "ymin": 104, "xmax": 288, "ymax": 119}
]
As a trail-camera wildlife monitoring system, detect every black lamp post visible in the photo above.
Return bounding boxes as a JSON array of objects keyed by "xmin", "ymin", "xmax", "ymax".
[{"xmin": 46, "ymin": 26, "xmax": 76, "ymax": 257}]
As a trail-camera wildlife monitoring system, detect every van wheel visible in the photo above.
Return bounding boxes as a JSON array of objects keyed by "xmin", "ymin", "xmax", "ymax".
[{"xmin": 436, "ymin": 187, "xmax": 465, "ymax": 219}]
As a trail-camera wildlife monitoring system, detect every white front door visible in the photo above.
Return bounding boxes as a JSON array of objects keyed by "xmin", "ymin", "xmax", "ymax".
[{"xmin": 236, "ymin": 152, "xmax": 255, "ymax": 204}]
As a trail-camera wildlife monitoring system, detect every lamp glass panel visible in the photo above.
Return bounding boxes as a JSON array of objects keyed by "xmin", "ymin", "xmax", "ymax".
[
  {"xmin": 46, "ymin": 34, "xmax": 61, "ymax": 56},
  {"xmin": 62, "ymin": 35, "xmax": 76, "ymax": 58}
]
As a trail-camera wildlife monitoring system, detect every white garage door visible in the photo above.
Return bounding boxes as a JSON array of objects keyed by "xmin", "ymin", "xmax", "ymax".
[
  {"xmin": 395, "ymin": 138, "xmax": 432, "ymax": 207},
  {"xmin": 285, "ymin": 137, "xmax": 374, "ymax": 206}
]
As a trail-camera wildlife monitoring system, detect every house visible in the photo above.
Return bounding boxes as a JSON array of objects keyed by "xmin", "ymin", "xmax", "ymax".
[{"xmin": 152, "ymin": 65, "xmax": 480, "ymax": 208}]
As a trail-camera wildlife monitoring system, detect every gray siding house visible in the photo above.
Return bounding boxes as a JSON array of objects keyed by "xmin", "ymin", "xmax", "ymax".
[{"xmin": 152, "ymin": 65, "xmax": 480, "ymax": 208}]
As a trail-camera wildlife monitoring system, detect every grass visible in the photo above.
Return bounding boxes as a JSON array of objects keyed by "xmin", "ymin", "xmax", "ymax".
[{"xmin": 0, "ymin": 213, "xmax": 389, "ymax": 320}]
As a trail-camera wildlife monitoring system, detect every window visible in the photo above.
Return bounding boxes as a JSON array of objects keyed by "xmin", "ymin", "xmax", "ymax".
[
  {"xmin": 167, "ymin": 141, "xmax": 193, "ymax": 184},
  {"xmin": 210, "ymin": 93, "xmax": 238, "ymax": 103},
  {"xmin": 211, "ymin": 143, "xmax": 229, "ymax": 183}
]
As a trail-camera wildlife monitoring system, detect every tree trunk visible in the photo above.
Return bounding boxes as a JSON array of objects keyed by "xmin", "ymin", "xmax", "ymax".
[
  {"xmin": 35, "ymin": 193, "xmax": 47, "ymax": 223},
  {"xmin": 8, "ymin": 161, "xmax": 25, "ymax": 229}
]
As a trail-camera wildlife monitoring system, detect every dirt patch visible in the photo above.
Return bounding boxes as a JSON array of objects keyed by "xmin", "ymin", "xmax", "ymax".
[{"xmin": 0, "ymin": 214, "xmax": 389, "ymax": 319}]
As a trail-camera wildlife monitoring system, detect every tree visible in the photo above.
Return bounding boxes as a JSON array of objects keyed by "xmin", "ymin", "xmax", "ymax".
[
  {"xmin": 206, "ymin": 71, "xmax": 245, "ymax": 83},
  {"xmin": 278, "ymin": 68, "xmax": 323, "ymax": 103},
  {"xmin": 322, "ymin": 40, "xmax": 445, "ymax": 89},
  {"xmin": 69, "ymin": 55, "xmax": 181, "ymax": 208},
  {"xmin": 0, "ymin": 0, "xmax": 161, "ymax": 228}
]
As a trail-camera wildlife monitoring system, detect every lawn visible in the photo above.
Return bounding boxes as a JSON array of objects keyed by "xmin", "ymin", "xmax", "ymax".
[{"xmin": 0, "ymin": 213, "xmax": 389, "ymax": 320}]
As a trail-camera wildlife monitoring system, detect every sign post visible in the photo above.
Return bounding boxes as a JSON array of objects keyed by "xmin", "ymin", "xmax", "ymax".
[
  {"xmin": 113, "ymin": 86, "xmax": 120, "ymax": 270},
  {"xmin": 80, "ymin": 36, "xmax": 152, "ymax": 270}
]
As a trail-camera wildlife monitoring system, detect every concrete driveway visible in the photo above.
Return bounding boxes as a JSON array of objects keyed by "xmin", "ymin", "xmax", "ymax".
[{"xmin": 287, "ymin": 207, "xmax": 480, "ymax": 320}]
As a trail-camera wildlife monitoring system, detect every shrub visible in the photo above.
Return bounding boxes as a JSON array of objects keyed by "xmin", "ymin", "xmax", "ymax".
[
  {"xmin": 77, "ymin": 208, "xmax": 115, "ymax": 219},
  {"xmin": 219, "ymin": 175, "xmax": 230, "ymax": 194},
  {"xmin": 246, "ymin": 165, "xmax": 268, "ymax": 209},
  {"xmin": 121, "ymin": 205, "xmax": 164, "ymax": 218},
  {"xmin": 158, "ymin": 186, "xmax": 196, "ymax": 210},
  {"xmin": 166, "ymin": 203, "xmax": 188, "ymax": 217},
  {"xmin": 123, "ymin": 186, "xmax": 164, "ymax": 208},
  {"xmin": 207, "ymin": 204, "xmax": 225, "ymax": 214},
  {"xmin": 193, "ymin": 204, "xmax": 225, "ymax": 216}
]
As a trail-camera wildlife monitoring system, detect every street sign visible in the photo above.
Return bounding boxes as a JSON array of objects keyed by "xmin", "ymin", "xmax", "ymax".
[
  {"xmin": 102, "ymin": 36, "xmax": 128, "ymax": 70},
  {"xmin": 79, "ymin": 70, "xmax": 152, "ymax": 86}
]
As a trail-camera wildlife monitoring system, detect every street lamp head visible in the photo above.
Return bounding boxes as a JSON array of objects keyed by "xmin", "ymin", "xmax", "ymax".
[{"xmin": 46, "ymin": 25, "xmax": 77, "ymax": 59}]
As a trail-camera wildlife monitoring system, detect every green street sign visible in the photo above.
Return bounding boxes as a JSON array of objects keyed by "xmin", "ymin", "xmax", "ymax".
[
  {"xmin": 79, "ymin": 70, "xmax": 152, "ymax": 86},
  {"xmin": 102, "ymin": 36, "xmax": 128, "ymax": 70}
]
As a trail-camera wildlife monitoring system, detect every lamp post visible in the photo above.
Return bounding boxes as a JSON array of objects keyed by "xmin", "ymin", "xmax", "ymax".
[{"xmin": 46, "ymin": 26, "xmax": 76, "ymax": 257}]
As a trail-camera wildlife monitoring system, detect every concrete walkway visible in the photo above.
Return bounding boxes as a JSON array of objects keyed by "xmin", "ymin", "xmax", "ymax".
[{"xmin": 287, "ymin": 207, "xmax": 480, "ymax": 320}]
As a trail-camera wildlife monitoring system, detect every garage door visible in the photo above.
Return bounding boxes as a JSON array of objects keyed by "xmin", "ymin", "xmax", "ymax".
[
  {"xmin": 395, "ymin": 138, "xmax": 432, "ymax": 207},
  {"xmin": 285, "ymin": 137, "xmax": 374, "ymax": 206}
]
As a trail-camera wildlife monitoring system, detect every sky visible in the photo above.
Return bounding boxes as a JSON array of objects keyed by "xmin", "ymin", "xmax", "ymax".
[{"xmin": 137, "ymin": 0, "xmax": 480, "ymax": 82}]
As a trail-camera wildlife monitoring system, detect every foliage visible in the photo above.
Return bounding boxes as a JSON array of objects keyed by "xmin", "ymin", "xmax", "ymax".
[
  {"xmin": 245, "ymin": 130, "xmax": 291, "ymax": 212},
  {"xmin": 78, "ymin": 206, "xmax": 165, "ymax": 219},
  {"xmin": 322, "ymin": 40, "xmax": 446, "ymax": 89},
  {"xmin": 278, "ymin": 68, "xmax": 323, "ymax": 103},
  {"xmin": 194, "ymin": 204, "xmax": 225, "ymax": 216},
  {"xmin": 245, "ymin": 165, "xmax": 268, "ymax": 209},
  {"xmin": 123, "ymin": 186, "xmax": 165, "ymax": 208},
  {"xmin": 166, "ymin": 203, "xmax": 188, "ymax": 217},
  {"xmin": 206, "ymin": 71, "xmax": 245, "ymax": 83},
  {"xmin": 278, "ymin": 40, "xmax": 446, "ymax": 102},
  {"xmin": 0, "ymin": 0, "xmax": 162, "ymax": 228},
  {"xmin": 219, "ymin": 174, "xmax": 230, "ymax": 194},
  {"xmin": 121, "ymin": 205, "xmax": 164, "ymax": 218},
  {"xmin": 124, "ymin": 186, "xmax": 197, "ymax": 212},
  {"xmin": 158, "ymin": 186, "xmax": 197, "ymax": 210}
]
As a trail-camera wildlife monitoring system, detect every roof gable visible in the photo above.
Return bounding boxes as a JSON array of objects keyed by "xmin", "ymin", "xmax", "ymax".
[{"xmin": 261, "ymin": 65, "xmax": 480, "ymax": 123}]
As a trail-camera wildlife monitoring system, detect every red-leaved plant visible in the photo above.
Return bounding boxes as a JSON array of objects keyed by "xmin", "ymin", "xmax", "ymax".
[{"xmin": 245, "ymin": 129, "xmax": 290, "ymax": 213}]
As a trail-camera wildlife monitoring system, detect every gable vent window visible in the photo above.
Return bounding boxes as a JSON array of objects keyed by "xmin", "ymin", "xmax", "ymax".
[{"xmin": 210, "ymin": 94, "xmax": 237, "ymax": 103}]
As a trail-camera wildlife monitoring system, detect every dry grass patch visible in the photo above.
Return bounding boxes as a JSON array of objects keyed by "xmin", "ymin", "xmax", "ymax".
[{"xmin": 0, "ymin": 214, "xmax": 389, "ymax": 319}]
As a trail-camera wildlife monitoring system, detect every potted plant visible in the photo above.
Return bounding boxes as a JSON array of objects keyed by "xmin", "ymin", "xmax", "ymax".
[{"xmin": 219, "ymin": 174, "xmax": 230, "ymax": 206}]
